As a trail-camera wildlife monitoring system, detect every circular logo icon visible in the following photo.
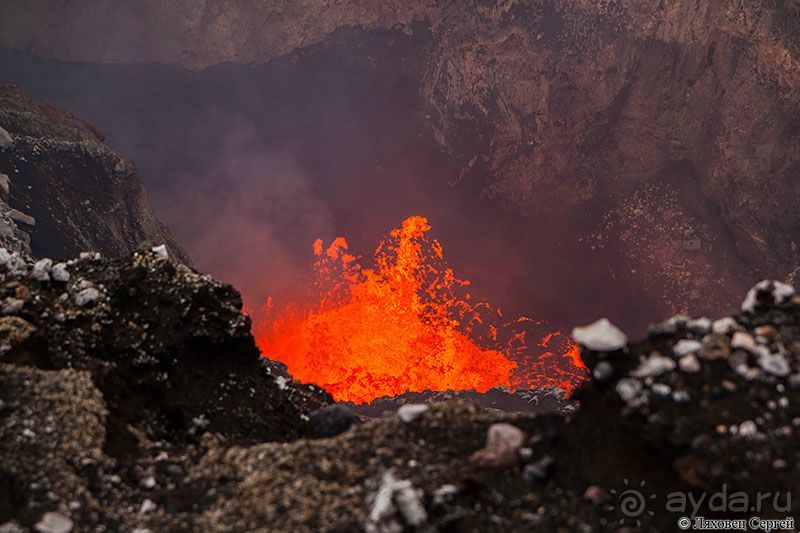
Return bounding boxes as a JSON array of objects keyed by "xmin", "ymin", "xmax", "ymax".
[{"xmin": 610, "ymin": 479, "xmax": 656, "ymax": 526}]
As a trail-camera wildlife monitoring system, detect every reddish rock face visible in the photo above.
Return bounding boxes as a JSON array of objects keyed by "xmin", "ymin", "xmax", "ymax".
[{"xmin": 1, "ymin": 0, "xmax": 798, "ymax": 323}]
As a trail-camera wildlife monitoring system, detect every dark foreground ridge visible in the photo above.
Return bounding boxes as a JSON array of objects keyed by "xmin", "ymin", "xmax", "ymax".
[{"xmin": 1, "ymin": 250, "xmax": 799, "ymax": 531}]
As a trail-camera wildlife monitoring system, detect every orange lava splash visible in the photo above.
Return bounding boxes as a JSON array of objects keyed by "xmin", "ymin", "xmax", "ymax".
[{"xmin": 254, "ymin": 215, "xmax": 586, "ymax": 403}]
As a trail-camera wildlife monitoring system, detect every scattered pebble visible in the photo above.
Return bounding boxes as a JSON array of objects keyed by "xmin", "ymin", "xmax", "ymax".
[
  {"xmin": 50, "ymin": 263, "xmax": 70, "ymax": 283},
  {"xmin": 672, "ymin": 390, "xmax": 691, "ymax": 403},
  {"xmin": 2, "ymin": 298, "xmax": 23, "ymax": 315},
  {"xmin": 633, "ymin": 354, "xmax": 676, "ymax": 377},
  {"xmin": 730, "ymin": 331, "xmax": 757, "ymax": 353},
  {"xmin": 74, "ymin": 287, "xmax": 100, "ymax": 307},
  {"xmin": 522, "ymin": 455, "xmax": 556, "ymax": 483},
  {"xmin": 615, "ymin": 378, "xmax": 642, "ymax": 403},
  {"xmin": 572, "ymin": 318, "xmax": 627, "ymax": 351},
  {"xmin": 754, "ymin": 325, "xmax": 779, "ymax": 342},
  {"xmin": 699, "ymin": 335, "xmax": 731, "ymax": 360},
  {"xmin": 469, "ymin": 423, "xmax": 525, "ymax": 468},
  {"xmin": 583, "ymin": 485, "xmax": 608, "ymax": 506},
  {"xmin": 592, "ymin": 361, "xmax": 613, "ymax": 382},
  {"xmin": 432, "ymin": 484, "xmax": 459, "ymax": 505},
  {"xmin": 367, "ymin": 471, "xmax": 426, "ymax": 530},
  {"xmin": 0, "ymin": 126, "xmax": 13, "ymax": 149},
  {"xmin": 151, "ymin": 245, "xmax": 169, "ymax": 260},
  {"xmin": 309, "ymin": 404, "xmax": 359, "ymax": 438},
  {"xmin": 679, "ymin": 354, "xmax": 701, "ymax": 373},
  {"xmin": 138, "ymin": 499, "xmax": 157, "ymax": 515},
  {"xmin": 673, "ymin": 339, "xmax": 702, "ymax": 357},
  {"xmin": 757, "ymin": 352, "xmax": 791, "ymax": 377},
  {"xmin": 31, "ymin": 259, "xmax": 52, "ymax": 282},
  {"xmin": 686, "ymin": 317, "xmax": 711, "ymax": 335},
  {"xmin": 650, "ymin": 383, "xmax": 672, "ymax": 397},
  {"xmin": 741, "ymin": 280, "xmax": 795, "ymax": 313},
  {"xmin": 738, "ymin": 420, "xmax": 758, "ymax": 438},
  {"xmin": 649, "ymin": 314, "xmax": 689, "ymax": 336},
  {"xmin": 711, "ymin": 317, "xmax": 739, "ymax": 335},
  {"xmin": 518, "ymin": 447, "xmax": 534, "ymax": 462},
  {"xmin": 397, "ymin": 403, "xmax": 429, "ymax": 423},
  {"xmin": 34, "ymin": 513, "xmax": 73, "ymax": 533}
]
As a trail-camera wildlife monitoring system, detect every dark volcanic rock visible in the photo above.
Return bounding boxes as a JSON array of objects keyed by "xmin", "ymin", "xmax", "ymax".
[
  {"xmin": 4, "ymin": 269, "xmax": 800, "ymax": 530},
  {"xmin": 0, "ymin": 249, "xmax": 329, "ymax": 445},
  {"xmin": 0, "ymin": 248, "xmax": 330, "ymax": 530},
  {"xmin": 0, "ymin": 85, "xmax": 190, "ymax": 264},
  {"xmin": 308, "ymin": 404, "xmax": 361, "ymax": 439}
]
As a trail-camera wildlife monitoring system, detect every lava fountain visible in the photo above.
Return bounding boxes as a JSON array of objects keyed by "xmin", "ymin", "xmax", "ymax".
[{"xmin": 254, "ymin": 215, "xmax": 586, "ymax": 403}]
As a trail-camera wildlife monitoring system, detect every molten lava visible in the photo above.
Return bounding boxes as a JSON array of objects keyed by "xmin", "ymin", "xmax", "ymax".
[{"xmin": 254, "ymin": 215, "xmax": 586, "ymax": 403}]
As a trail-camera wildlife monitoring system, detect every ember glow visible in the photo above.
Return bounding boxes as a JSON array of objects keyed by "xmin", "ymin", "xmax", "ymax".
[{"xmin": 254, "ymin": 215, "xmax": 586, "ymax": 403}]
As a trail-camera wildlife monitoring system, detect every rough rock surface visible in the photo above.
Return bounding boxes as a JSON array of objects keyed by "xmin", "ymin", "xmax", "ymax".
[
  {"xmin": 2, "ymin": 253, "xmax": 800, "ymax": 529},
  {"xmin": 2, "ymin": 1, "xmax": 799, "ymax": 318},
  {"xmin": 0, "ymin": 249, "xmax": 329, "ymax": 530},
  {"xmin": 0, "ymin": 85, "xmax": 190, "ymax": 264}
]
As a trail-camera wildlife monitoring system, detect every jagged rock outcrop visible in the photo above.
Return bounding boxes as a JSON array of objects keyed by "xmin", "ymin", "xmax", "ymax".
[
  {"xmin": 1, "ymin": 1, "xmax": 799, "ymax": 318},
  {"xmin": 0, "ymin": 171, "xmax": 32, "ymax": 258},
  {"xmin": 0, "ymin": 248, "xmax": 330, "ymax": 529},
  {"xmin": 0, "ymin": 85, "xmax": 190, "ymax": 264},
  {"xmin": 0, "ymin": 0, "xmax": 433, "ymax": 69},
  {"xmin": 1, "ymin": 247, "xmax": 798, "ymax": 530}
]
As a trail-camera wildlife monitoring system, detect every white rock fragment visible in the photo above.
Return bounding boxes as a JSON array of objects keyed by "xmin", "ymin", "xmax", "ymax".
[
  {"xmin": 679, "ymin": 354, "xmax": 701, "ymax": 373},
  {"xmin": 367, "ymin": 471, "xmax": 427, "ymax": 531},
  {"xmin": 274, "ymin": 376, "xmax": 288, "ymax": 390},
  {"xmin": 673, "ymin": 339, "xmax": 702, "ymax": 357},
  {"xmin": 615, "ymin": 378, "xmax": 642, "ymax": 402},
  {"xmin": 469, "ymin": 423, "xmax": 525, "ymax": 468},
  {"xmin": 650, "ymin": 383, "xmax": 672, "ymax": 397},
  {"xmin": 672, "ymin": 390, "xmax": 691, "ymax": 403},
  {"xmin": 632, "ymin": 354, "xmax": 676, "ymax": 377},
  {"xmin": 757, "ymin": 352, "xmax": 791, "ymax": 377},
  {"xmin": 398, "ymin": 403, "xmax": 429, "ymax": 423},
  {"xmin": 74, "ymin": 287, "xmax": 100, "ymax": 307},
  {"xmin": 731, "ymin": 331, "xmax": 757, "ymax": 354},
  {"xmin": 711, "ymin": 317, "xmax": 739, "ymax": 335},
  {"xmin": 592, "ymin": 361, "xmax": 614, "ymax": 381},
  {"xmin": 686, "ymin": 317, "xmax": 711, "ymax": 335},
  {"xmin": 572, "ymin": 318, "xmax": 627, "ymax": 351},
  {"xmin": 151, "ymin": 244, "xmax": 168, "ymax": 260},
  {"xmin": 31, "ymin": 258, "xmax": 53, "ymax": 282},
  {"xmin": 2, "ymin": 298, "xmax": 24, "ymax": 315},
  {"xmin": 50, "ymin": 263, "xmax": 70, "ymax": 283},
  {"xmin": 34, "ymin": 512, "xmax": 73, "ymax": 533},
  {"xmin": 393, "ymin": 479, "xmax": 427, "ymax": 527},
  {"xmin": 75, "ymin": 279, "xmax": 94, "ymax": 291},
  {"xmin": 649, "ymin": 314, "xmax": 690, "ymax": 335},
  {"xmin": 738, "ymin": 420, "xmax": 758, "ymax": 438},
  {"xmin": 0, "ymin": 127, "xmax": 13, "ymax": 149},
  {"xmin": 138, "ymin": 499, "xmax": 157, "ymax": 514},
  {"xmin": 741, "ymin": 280, "xmax": 795, "ymax": 313},
  {"xmin": 432, "ymin": 484, "xmax": 458, "ymax": 505}
]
